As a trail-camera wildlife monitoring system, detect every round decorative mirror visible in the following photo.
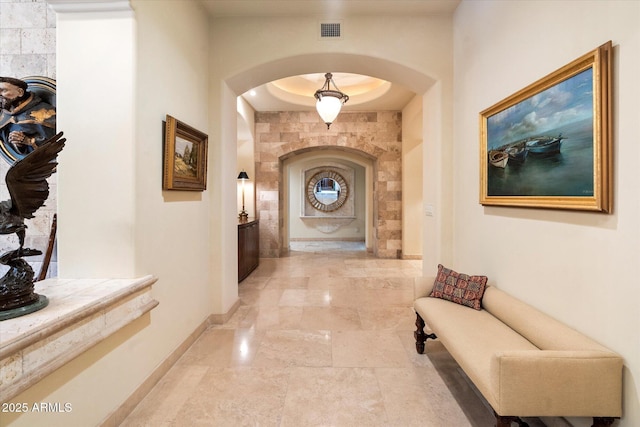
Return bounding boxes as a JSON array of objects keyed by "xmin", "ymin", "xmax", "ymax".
[
  {"xmin": 307, "ymin": 170, "xmax": 348, "ymax": 212},
  {"xmin": 314, "ymin": 179, "xmax": 341, "ymax": 204}
]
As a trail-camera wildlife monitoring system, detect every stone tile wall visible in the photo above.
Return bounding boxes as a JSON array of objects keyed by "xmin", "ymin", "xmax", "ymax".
[
  {"xmin": 0, "ymin": 0, "xmax": 57, "ymax": 78},
  {"xmin": 255, "ymin": 111, "xmax": 402, "ymax": 258},
  {"xmin": 0, "ymin": 0, "xmax": 57, "ymax": 278}
]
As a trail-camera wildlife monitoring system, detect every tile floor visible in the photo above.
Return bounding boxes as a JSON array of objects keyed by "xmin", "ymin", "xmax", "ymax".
[{"xmin": 120, "ymin": 243, "xmax": 511, "ymax": 426}]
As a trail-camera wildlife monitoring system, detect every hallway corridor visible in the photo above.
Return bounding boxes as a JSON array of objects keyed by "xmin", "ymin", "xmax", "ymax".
[{"xmin": 120, "ymin": 246, "xmax": 499, "ymax": 426}]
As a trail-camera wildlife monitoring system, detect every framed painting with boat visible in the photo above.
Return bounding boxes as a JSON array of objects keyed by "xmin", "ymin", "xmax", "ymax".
[{"xmin": 479, "ymin": 41, "xmax": 612, "ymax": 212}]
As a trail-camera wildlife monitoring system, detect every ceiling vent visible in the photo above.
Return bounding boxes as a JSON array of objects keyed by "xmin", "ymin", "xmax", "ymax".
[{"xmin": 320, "ymin": 22, "xmax": 342, "ymax": 39}]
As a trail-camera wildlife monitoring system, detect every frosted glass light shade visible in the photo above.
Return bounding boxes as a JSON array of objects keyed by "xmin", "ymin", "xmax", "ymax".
[{"xmin": 316, "ymin": 96, "xmax": 344, "ymax": 127}]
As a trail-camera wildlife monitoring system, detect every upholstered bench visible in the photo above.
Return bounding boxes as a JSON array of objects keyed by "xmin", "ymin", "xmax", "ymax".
[{"xmin": 413, "ymin": 266, "xmax": 623, "ymax": 427}]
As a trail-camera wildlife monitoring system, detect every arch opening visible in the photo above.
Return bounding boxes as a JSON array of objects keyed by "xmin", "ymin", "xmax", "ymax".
[
  {"xmin": 228, "ymin": 53, "xmax": 440, "ymax": 260},
  {"xmin": 281, "ymin": 146, "xmax": 376, "ymax": 254},
  {"xmin": 227, "ymin": 53, "xmax": 437, "ymax": 96}
]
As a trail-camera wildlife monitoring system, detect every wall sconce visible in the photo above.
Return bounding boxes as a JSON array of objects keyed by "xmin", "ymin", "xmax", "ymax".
[
  {"xmin": 314, "ymin": 73, "xmax": 349, "ymax": 129},
  {"xmin": 237, "ymin": 170, "xmax": 249, "ymax": 222}
]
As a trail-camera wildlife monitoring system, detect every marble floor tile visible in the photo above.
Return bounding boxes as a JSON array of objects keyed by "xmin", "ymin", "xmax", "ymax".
[
  {"xmin": 332, "ymin": 330, "xmax": 412, "ymax": 368},
  {"xmin": 176, "ymin": 328, "xmax": 264, "ymax": 367},
  {"xmin": 300, "ymin": 306, "xmax": 362, "ymax": 330},
  {"xmin": 122, "ymin": 241, "xmax": 505, "ymax": 426},
  {"xmin": 252, "ymin": 329, "xmax": 332, "ymax": 368},
  {"xmin": 174, "ymin": 367, "xmax": 290, "ymax": 427},
  {"xmin": 280, "ymin": 367, "xmax": 388, "ymax": 427},
  {"xmin": 350, "ymin": 276, "xmax": 410, "ymax": 290},
  {"xmin": 264, "ymin": 276, "xmax": 309, "ymax": 289},
  {"xmin": 301, "ymin": 289, "xmax": 333, "ymax": 306},
  {"xmin": 372, "ymin": 287, "xmax": 415, "ymax": 307},
  {"xmin": 237, "ymin": 275, "xmax": 270, "ymax": 290},
  {"xmin": 238, "ymin": 306, "xmax": 304, "ymax": 330},
  {"xmin": 213, "ymin": 305, "xmax": 252, "ymax": 330},
  {"xmin": 323, "ymin": 288, "xmax": 376, "ymax": 308},
  {"xmin": 238, "ymin": 288, "xmax": 284, "ymax": 306},
  {"xmin": 307, "ymin": 275, "xmax": 353, "ymax": 290},
  {"xmin": 358, "ymin": 306, "xmax": 417, "ymax": 331},
  {"xmin": 119, "ymin": 364, "xmax": 210, "ymax": 427},
  {"xmin": 278, "ymin": 289, "xmax": 308, "ymax": 306},
  {"xmin": 375, "ymin": 366, "xmax": 472, "ymax": 427}
]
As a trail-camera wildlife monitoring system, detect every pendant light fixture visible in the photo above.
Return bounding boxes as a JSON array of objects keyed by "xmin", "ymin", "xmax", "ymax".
[{"xmin": 314, "ymin": 73, "xmax": 349, "ymax": 129}]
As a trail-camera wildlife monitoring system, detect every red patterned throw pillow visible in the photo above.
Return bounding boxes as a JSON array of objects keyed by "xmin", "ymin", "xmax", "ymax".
[{"xmin": 429, "ymin": 264, "xmax": 488, "ymax": 310}]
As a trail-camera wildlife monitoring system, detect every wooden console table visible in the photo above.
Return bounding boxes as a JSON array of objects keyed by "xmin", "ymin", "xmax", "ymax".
[{"xmin": 238, "ymin": 219, "xmax": 259, "ymax": 282}]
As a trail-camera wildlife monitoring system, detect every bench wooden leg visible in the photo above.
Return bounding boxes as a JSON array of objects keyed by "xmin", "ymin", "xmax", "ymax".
[
  {"xmin": 494, "ymin": 415, "xmax": 614, "ymax": 427},
  {"xmin": 414, "ymin": 312, "xmax": 436, "ymax": 354},
  {"xmin": 592, "ymin": 417, "xmax": 616, "ymax": 427},
  {"xmin": 495, "ymin": 413, "xmax": 529, "ymax": 427}
]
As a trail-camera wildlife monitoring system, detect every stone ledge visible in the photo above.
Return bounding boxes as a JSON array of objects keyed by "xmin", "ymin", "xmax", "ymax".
[
  {"xmin": 47, "ymin": 0, "xmax": 133, "ymax": 14},
  {"xmin": 0, "ymin": 275, "xmax": 158, "ymax": 402}
]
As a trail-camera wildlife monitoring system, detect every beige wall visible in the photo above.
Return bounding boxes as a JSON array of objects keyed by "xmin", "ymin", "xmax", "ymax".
[
  {"xmin": 453, "ymin": 1, "xmax": 640, "ymax": 426},
  {"xmin": 3, "ymin": 1, "xmax": 214, "ymax": 426},
  {"xmin": 402, "ymin": 94, "xmax": 424, "ymax": 258},
  {"xmin": 56, "ymin": 8, "xmax": 137, "ymax": 278}
]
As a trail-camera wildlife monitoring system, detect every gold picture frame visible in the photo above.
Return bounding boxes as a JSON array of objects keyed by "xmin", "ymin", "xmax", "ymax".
[
  {"xmin": 480, "ymin": 41, "xmax": 612, "ymax": 212},
  {"xmin": 163, "ymin": 115, "xmax": 208, "ymax": 191}
]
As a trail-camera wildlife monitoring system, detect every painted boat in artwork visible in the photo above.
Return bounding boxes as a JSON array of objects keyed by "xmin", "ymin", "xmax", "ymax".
[
  {"xmin": 525, "ymin": 134, "xmax": 564, "ymax": 155},
  {"xmin": 489, "ymin": 150, "xmax": 509, "ymax": 168},
  {"xmin": 505, "ymin": 143, "xmax": 528, "ymax": 163}
]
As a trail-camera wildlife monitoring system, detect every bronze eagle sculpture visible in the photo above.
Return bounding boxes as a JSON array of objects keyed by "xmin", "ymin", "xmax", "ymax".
[
  {"xmin": 0, "ymin": 132, "xmax": 65, "ymax": 315},
  {"xmin": 0, "ymin": 132, "xmax": 65, "ymax": 250}
]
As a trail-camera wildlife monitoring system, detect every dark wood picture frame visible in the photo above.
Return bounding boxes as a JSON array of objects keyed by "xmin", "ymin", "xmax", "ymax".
[
  {"xmin": 163, "ymin": 115, "xmax": 208, "ymax": 191},
  {"xmin": 480, "ymin": 41, "xmax": 612, "ymax": 212}
]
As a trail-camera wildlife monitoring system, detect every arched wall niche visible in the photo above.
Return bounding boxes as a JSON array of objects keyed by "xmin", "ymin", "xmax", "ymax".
[{"xmin": 282, "ymin": 149, "xmax": 372, "ymax": 252}]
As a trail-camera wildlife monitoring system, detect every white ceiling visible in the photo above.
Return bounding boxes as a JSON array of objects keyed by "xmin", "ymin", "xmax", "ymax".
[{"xmin": 201, "ymin": 0, "xmax": 461, "ymax": 117}]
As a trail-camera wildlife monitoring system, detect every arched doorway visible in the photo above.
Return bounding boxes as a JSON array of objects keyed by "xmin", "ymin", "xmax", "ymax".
[
  {"xmin": 281, "ymin": 147, "xmax": 376, "ymax": 255},
  {"xmin": 252, "ymin": 110, "xmax": 401, "ymax": 258},
  {"xmin": 221, "ymin": 52, "xmax": 452, "ymax": 268}
]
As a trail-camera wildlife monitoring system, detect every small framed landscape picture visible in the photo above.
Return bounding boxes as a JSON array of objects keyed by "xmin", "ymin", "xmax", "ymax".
[
  {"xmin": 479, "ymin": 41, "xmax": 612, "ymax": 212},
  {"xmin": 163, "ymin": 115, "xmax": 208, "ymax": 191}
]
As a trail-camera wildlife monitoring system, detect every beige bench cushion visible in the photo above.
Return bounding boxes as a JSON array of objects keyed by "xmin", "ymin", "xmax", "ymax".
[
  {"xmin": 482, "ymin": 287, "xmax": 614, "ymax": 352},
  {"xmin": 414, "ymin": 296, "xmax": 537, "ymax": 410},
  {"xmin": 491, "ymin": 350, "xmax": 623, "ymax": 416}
]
